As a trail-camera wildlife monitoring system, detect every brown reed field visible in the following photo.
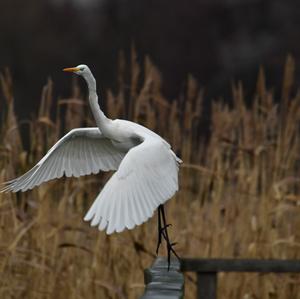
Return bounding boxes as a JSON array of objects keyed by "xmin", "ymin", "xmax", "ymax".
[{"xmin": 0, "ymin": 52, "xmax": 300, "ymax": 299}]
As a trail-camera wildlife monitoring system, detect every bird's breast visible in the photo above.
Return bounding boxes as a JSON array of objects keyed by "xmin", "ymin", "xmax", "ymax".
[
  {"xmin": 104, "ymin": 120, "xmax": 143, "ymax": 152},
  {"xmin": 110, "ymin": 138, "xmax": 137, "ymax": 152}
]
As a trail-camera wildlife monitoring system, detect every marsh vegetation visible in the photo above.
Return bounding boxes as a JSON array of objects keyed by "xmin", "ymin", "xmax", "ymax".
[{"xmin": 0, "ymin": 54, "xmax": 300, "ymax": 298}]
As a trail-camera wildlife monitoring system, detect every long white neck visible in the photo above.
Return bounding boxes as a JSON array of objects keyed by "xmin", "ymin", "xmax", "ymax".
[{"xmin": 82, "ymin": 71, "xmax": 111, "ymax": 133}]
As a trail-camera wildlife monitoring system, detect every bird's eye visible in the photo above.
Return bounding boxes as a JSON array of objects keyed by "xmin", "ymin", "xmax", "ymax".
[{"xmin": 80, "ymin": 68, "xmax": 84, "ymax": 71}]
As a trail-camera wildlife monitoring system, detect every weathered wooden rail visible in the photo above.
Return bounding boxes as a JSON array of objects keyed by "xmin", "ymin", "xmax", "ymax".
[
  {"xmin": 141, "ymin": 258, "xmax": 300, "ymax": 299},
  {"xmin": 181, "ymin": 258, "xmax": 300, "ymax": 299}
]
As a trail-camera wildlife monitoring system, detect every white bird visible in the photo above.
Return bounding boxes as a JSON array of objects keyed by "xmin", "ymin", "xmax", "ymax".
[{"xmin": 1, "ymin": 64, "xmax": 182, "ymax": 236}]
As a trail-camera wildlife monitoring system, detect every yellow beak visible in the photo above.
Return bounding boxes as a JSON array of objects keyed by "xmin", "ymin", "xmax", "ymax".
[{"xmin": 63, "ymin": 67, "xmax": 80, "ymax": 73}]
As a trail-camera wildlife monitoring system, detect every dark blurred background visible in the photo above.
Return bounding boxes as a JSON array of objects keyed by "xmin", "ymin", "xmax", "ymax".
[{"xmin": 0, "ymin": 0, "xmax": 299, "ymax": 118}]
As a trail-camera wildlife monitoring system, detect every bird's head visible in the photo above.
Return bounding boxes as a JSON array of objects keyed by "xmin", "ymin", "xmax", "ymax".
[{"xmin": 63, "ymin": 64, "xmax": 91, "ymax": 76}]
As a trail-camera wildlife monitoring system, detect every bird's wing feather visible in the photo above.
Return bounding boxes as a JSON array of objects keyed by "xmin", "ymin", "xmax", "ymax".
[
  {"xmin": 1, "ymin": 128, "xmax": 125, "ymax": 192},
  {"xmin": 84, "ymin": 135, "xmax": 181, "ymax": 234}
]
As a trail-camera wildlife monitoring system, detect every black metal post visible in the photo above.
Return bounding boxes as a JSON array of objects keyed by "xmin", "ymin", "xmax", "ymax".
[{"xmin": 197, "ymin": 272, "xmax": 217, "ymax": 299}]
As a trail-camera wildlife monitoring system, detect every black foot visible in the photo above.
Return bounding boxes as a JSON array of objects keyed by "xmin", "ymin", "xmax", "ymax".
[
  {"xmin": 156, "ymin": 205, "xmax": 180, "ymax": 270},
  {"xmin": 163, "ymin": 230, "xmax": 180, "ymax": 270},
  {"xmin": 156, "ymin": 224, "xmax": 172, "ymax": 254}
]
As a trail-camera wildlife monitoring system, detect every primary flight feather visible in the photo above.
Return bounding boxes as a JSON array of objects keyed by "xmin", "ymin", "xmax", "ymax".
[{"xmin": 1, "ymin": 64, "xmax": 182, "ymax": 235}]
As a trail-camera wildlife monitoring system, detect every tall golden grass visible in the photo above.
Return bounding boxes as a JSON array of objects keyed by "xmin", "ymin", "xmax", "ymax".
[{"xmin": 0, "ymin": 52, "xmax": 300, "ymax": 299}]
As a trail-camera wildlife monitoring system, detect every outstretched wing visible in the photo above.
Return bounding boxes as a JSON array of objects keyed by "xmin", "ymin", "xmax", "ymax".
[
  {"xmin": 1, "ymin": 128, "xmax": 125, "ymax": 192},
  {"xmin": 84, "ymin": 135, "xmax": 181, "ymax": 234}
]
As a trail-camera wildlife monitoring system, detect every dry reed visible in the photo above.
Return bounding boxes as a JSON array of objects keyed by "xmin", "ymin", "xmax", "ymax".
[{"xmin": 0, "ymin": 53, "xmax": 300, "ymax": 299}]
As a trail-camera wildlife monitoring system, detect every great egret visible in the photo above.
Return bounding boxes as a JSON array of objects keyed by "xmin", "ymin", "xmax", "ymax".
[{"xmin": 1, "ymin": 64, "xmax": 181, "ymax": 263}]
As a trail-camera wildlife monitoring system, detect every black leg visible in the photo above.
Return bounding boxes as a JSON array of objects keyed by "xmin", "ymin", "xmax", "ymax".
[
  {"xmin": 156, "ymin": 205, "xmax": 163, "ymax": 254},
  {"xmin": 160, "ymin": 205, "xmax": 180, "ymax": 270},
  {"xmin": 156, "ymin": 205, "xmax": 172, "ymax": 255}
]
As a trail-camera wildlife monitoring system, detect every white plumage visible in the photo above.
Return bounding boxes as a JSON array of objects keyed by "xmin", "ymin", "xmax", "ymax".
[{"xmin": 1, "ymin": 64, "xmax": 181, "ymax": 234}]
